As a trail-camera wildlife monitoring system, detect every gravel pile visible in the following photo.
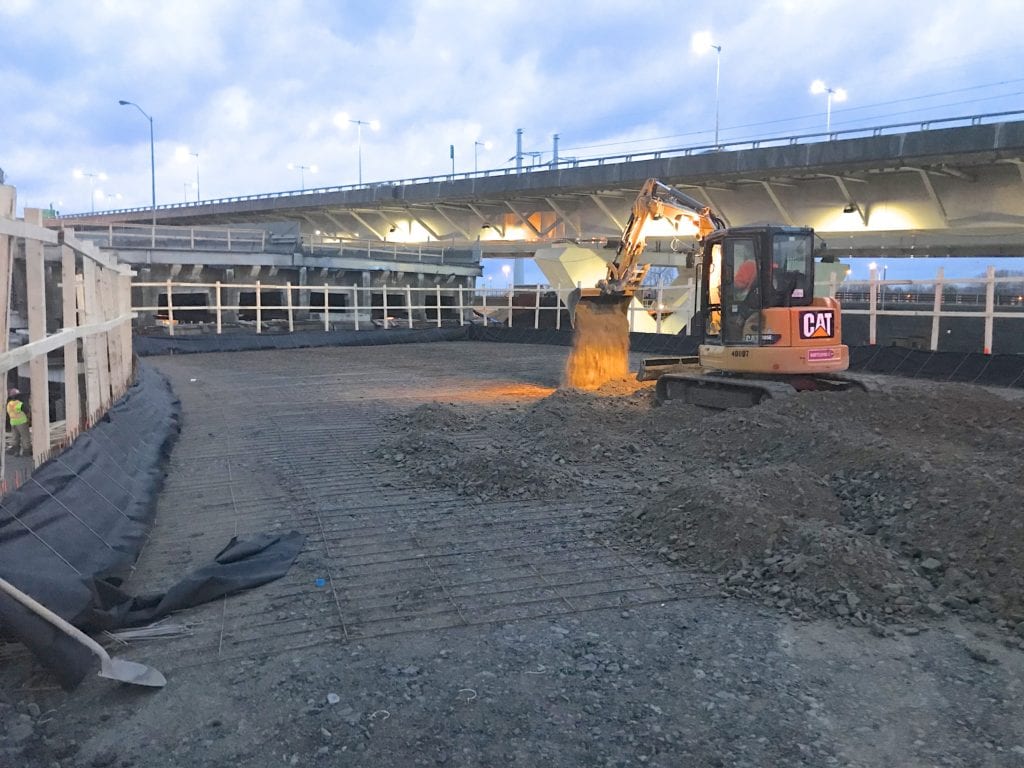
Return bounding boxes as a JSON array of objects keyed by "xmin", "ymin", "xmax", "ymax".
[{"xmin": 389, "ymin": 378, "xmax": 1024, "ymax": 638}]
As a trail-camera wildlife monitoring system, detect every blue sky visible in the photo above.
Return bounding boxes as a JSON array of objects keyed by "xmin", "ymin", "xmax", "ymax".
[
  {"xmin": 3, "ymin": 0, "xmax": 1022, "ymax": 211},
  {"xmin": 2, "ymin": 0, "xmax": 1023, "ymax": 286}
]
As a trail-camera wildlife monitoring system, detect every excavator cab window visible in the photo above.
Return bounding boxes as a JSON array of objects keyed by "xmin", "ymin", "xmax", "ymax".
[
  {"xmin": 769, "ymin": 233, "xmax": 814, "ymax": 307},
  {"xmin": 704, "ymin": 243, "xmax": 723, "ymax": 338},
  {"xmin": 722, "ymin": 239, "xmax": 760, "ymax": 344}
]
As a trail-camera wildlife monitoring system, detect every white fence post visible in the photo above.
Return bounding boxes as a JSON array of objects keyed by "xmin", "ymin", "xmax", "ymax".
[
  {"xmin": 534, "ymin": 285, "xmax": 541, "ymax": 329},
  {"xmin": 507, "ymin": 285, "xmax": 513, "ymax": 328},
  {"xmin": 555, "ymin": 284, "xmax": 562, "ymax": 331},
  {"xmin": 255, "ymin": 279, "xmax": 262, "ymax": 333},
  {"xmin": 655, "ymin": 284, "xmax": 664, "ymax": 334},
  {"xmin": 215, "ymin": 281, "xmax": 223, "ymax": 334},
  {"xmin": 166, "ymin": 278, "xmax": 175, "ymax": 336},
  {"xmin": 868, "ymin": 265, "xmax": 877, "ymax": 345},
  {"xmin": 406, "ymin": 285, "xmax": 414, "ymax": 329},
  {"xmin": 286, "ymin": 281, "xmax": 294, "ymax": 333},
  {"xmin": 436, "ymin": 285, "xmax": 442, "ymax": 328},
  {"xmin": 984, "ymin": 265, "xmax": 995, "ymax": 355},
  {"xmin": 930, "ymin": 267, "xmax": 944, "ymax": 351},
  {"xmin": 458, "ymin": 285, "xmax": 465, "ymax": 326},
  {"xmin": 323, "ymin": 283, "xmax": 329, "ymax": 332},
  {"xmin": 383, "ymin": 286, "xmax": 389, "ymax": 330},
  {"xmin": 352, "ymin": 284, "xmax": 360, "ymax": 331}
]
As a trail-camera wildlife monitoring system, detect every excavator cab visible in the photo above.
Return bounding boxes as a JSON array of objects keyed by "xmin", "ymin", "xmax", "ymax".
[
  {"xmin": 702, "ymin": 226, "xmax": 814, "ymax": 346},
  {"xmin": 696, "ymin": 225, "xmax": 848, "ymax": 376}
]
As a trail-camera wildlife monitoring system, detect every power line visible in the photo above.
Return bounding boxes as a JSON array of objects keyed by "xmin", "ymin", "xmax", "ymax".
[{"xmin": 560, "ymin": 78, "xmax": 1024, "ymax": 154}]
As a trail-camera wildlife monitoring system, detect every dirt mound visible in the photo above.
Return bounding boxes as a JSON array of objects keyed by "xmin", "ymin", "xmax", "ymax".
[{"xmin": 385, "ymin": 378, "xmax": 1024, "ymax": 633}]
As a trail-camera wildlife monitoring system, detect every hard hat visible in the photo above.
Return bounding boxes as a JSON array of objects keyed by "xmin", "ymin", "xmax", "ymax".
[
  {"xmin": 734, "ymin": 260, "xmax": 757, "ymax": 291},
  {"xmin": 8, "ymin": 388, "xmax": 19, "ymax": 397}
]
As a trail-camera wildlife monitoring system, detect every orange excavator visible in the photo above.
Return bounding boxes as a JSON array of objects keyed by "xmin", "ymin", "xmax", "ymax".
[{"xmin": 566, "ymin": 178, "xmax": 855, "ymax": 406}]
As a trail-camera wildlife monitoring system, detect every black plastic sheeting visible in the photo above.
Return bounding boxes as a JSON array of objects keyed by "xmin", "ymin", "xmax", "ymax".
[
  {"xmin": 0, "ymin": 363, "xmax": 180, "ymax": 686},
  {"xmin": 135, "ymin": 325, "xmax": 469, "ymax": 356},
  {"xmin": 0, "ymin": 362, "xmax": 306, "ymax": 689},
  {"xmin": 137, "ymin": 324, "xmax": 1024, "ymax": 388}
]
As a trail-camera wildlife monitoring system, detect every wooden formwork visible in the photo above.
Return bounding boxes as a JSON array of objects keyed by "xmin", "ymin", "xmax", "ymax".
[{"xmin": 0, "ymin": 184, "xmax": 134, "ymax": 488}]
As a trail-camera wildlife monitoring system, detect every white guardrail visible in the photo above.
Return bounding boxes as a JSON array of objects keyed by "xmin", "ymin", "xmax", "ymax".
[{"xmin": 135, "ymin": 266, "xmax": 1024, "ymax": 355}]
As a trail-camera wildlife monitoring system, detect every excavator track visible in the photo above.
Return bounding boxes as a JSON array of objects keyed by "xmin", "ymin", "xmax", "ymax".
[{"xmin": 654, "ymin": 368, "xmax": 869, "ymax": 409}]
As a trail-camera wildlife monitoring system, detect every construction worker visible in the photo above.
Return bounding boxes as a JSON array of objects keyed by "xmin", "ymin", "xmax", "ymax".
[{"xmin": 6, "ymin": 387, "xmax": 31, "ymax": 457}]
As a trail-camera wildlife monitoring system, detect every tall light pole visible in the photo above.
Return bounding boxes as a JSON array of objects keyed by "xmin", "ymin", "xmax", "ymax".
[
  {"xmin": 72, "ymin": 169, "xmax": 108, "ymax": 214},
  {"xmin": 287, "ymin": 163, "xmax": 317, "ymax": 191},
  {"xmin": 474, "ymin": 140, "xmax": 492, "ymax": 173},
  {"xmin": 333, "ymin": 113, "xmax": 381, "ymax": 186},
  {"xmin": 118, "ymin": 99, "xmax": 156, "ymax": 226},
  {"xmin": 692, "ymin": 31, "xmax": 722, "ymax": 146},
  {"xmin": 810, "ymin": 80, "xmax": 847, "ymax": 133}
]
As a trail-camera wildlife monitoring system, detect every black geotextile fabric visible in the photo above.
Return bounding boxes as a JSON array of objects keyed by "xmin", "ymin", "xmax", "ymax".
[
  {"xmin": 846, "ymin": 346, "xmax": 1024, "ymax": 387},
  {"xmin": 134, "ymin": 325, "xmax": 469, "ymax": 356},
  {"xmin": 472, "ymin": 327, "xmax": 1024, "ymax": 388},
  {"xmin": 0, "ymin": 362, "xmax": 180, "ymax": 686},
  {"xmin": 0, "ymin": 364, "xmax": 308, "ymax": 689},
  {"xmin": 135, "ymin": 323, "xmax": 1024, "ymax": 389}
]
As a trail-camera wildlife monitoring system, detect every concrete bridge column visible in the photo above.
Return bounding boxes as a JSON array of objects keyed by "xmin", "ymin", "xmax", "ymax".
[
  {"xmin": 221, "ymin": 268, "xmax": 239, "ymax": 324},
  {"xmin": 296, "ymin": 266, "xmax": 310, "ymax": 321},
  {"xmin": 133, "ymin": 268, "xmax": 157, "ymax": 327}
]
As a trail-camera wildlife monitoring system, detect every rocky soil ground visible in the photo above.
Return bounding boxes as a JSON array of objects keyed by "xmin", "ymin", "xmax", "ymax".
[
  {"xmin": 392, "ymin": 375, "xmax": 1024, "ymax": 640},
  {"xmin": 2, "ymin": 342, "xmax": 1024, "ymax": 767}
]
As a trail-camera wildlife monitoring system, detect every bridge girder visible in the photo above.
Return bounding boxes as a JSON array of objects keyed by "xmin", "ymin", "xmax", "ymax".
[{"xmin": 58, "ymin": 121, "xmax": 1024, "ymax": 259}]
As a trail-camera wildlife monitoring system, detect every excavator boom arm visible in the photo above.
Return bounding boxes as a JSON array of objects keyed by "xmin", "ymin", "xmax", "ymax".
[{"xmin": 605, "ymin": 179, "xmax": 724, "ymax": 293}]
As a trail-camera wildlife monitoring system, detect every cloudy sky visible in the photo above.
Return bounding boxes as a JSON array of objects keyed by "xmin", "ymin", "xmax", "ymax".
[{"xmin": 2, "ymin": 0, "xmax": 1022, "ymax": 226}]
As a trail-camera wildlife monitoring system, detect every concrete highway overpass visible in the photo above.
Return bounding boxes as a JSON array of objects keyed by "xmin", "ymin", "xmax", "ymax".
[{"xmin": 60, "ymin": 111, "xmax": 1024, "ymax": 261}]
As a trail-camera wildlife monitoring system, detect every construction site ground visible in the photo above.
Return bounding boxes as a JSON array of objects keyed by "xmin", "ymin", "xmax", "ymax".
[{"xmin": 3, "ymin": 340, "xmax": 1024, "ymax": 767}]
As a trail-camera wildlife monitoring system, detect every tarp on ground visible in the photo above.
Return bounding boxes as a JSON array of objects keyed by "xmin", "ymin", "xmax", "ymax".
[{"xmin": 0, "ymin": 363, "xmax": 306, "ymax": 688}]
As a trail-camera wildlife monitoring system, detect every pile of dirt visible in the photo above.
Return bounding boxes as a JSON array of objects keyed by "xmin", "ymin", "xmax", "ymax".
[{"xmin": 384, "ymin": 376, "xmax": 1024, "ymax": 637}]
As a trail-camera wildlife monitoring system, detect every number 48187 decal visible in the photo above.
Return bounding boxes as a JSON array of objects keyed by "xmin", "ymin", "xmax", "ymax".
[{"xmin": 799, "ymin": 310, "xmax": 835, "ymax": 339}]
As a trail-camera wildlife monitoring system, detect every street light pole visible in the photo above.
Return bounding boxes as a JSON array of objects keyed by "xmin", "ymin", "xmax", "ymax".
[
  {"xmin": 712, "ymin": 43, "xmax": 722, "ymax": 145},
  {"xmin": 73, "ymin": 169, "xmax": 107, "ymax": 214},
  {"xmin": 118, "ymin": 99, "xmax": 156, "ymax": 226},
  {"xmin": 692, "ymin": 32, "xmax": 722, "ymax": 146},
  {"xmin": 287, "ymin": 163, "xmax": 317, "ymax": 191},
  {"xmin": 810, "ymin": 80, "xmax": 847, "ymax": 133},
  {"xmin": 474, "ymin": 140, "xmax": 492, "ymax": 173},
  {"xmin": 191, "ymin": 152, "xmax": 200, "ymax": 201}
]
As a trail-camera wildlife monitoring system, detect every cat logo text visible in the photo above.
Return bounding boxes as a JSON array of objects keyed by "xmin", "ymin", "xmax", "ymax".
[{"xmin": 799, "ymin": 311, "xmax": 835, "ymax": 340}]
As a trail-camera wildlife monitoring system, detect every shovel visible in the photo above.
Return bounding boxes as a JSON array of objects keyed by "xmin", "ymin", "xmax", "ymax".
[{"xmin": 0, "ymin": 577, "xmax": 166, "ymax": 688}]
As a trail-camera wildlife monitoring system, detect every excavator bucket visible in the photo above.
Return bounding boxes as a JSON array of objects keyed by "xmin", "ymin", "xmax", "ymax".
[
  {"xmin": 563, "ymin": 289, "xmax": 632, "ymax": 390},
  {"xmin": 566, "ymin": 288, "xmax": 631, "ymax": 329}
]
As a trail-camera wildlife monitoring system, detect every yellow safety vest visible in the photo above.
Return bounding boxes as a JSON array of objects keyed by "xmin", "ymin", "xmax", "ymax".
[{"xmin": 7, "ymin": 399, "xmax": 27, "ymax": 426}]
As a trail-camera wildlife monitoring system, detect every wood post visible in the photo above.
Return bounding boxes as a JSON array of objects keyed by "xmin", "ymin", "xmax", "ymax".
[{"xmin": 23, "ymin": 209, "xmax": 49, "ymax": 462}]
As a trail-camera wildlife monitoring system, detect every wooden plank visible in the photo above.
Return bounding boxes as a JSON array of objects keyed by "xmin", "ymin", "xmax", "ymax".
[
  {"xmin": 0, "ymin": 316, "xmax": 127, "ymax": 375},
  {"xmin": 80, "ymin": 263, "xmax": 107, "ymax": 417},
  {"xmin": 61, "ymin": 244, "xmax": 81, "ymax": 435},
  {"xmin": 0, "ymin": 185, "xmax": 15, "ymax": 354},
  {"xmin": 58, "ymin": 228, "xmax": 123, "ymax": 271},
  {"xmin": 0, "ymin": 216, "xmax": 59, "ymax": 244},
  {"xmin": 119, "ymin": 272, "xmax": 134, "ymax": 389},
  {"xmin": 23, "ymin": 209, "xmax": 50, "ymax": 464},
  {"xmin": 0, "ymin": 185, "xmax": 13, "ymax": 480}
]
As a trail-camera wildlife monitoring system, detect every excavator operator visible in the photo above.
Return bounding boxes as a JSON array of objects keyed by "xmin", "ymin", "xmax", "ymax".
[{"xmin": 730, "ymin": 258, "xmax": 760, "ymax": 341}]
